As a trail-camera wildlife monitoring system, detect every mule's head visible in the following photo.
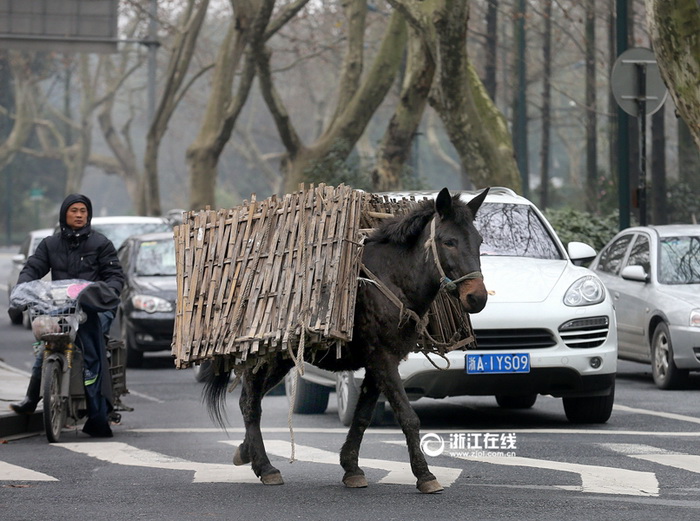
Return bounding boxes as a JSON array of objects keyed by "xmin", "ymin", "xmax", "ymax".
[{"xmin": 431, "ymin": 187, "xmax": 489, "ymax": 313}]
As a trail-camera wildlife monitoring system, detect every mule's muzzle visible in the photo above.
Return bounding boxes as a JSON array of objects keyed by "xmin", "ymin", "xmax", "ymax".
[{"xmin": 457, "ymin": 278, "xmax": 488, "ymax": 313}]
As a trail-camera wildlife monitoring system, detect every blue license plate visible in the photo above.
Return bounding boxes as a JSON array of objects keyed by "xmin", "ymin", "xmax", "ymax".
[{"xmin": 466, "ymin": 353, "xmax": 531, "ymax": 374}]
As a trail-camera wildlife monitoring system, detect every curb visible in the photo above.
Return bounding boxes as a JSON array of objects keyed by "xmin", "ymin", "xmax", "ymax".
[{"xmin": 0, "ymin": 410, "xmax": 43, "ymax": 439}]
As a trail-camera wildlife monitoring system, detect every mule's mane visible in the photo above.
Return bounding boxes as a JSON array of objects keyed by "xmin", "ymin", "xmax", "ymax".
[{"xmin": 367, "ymin": 195, "xmax": 470, "ymax": 247}]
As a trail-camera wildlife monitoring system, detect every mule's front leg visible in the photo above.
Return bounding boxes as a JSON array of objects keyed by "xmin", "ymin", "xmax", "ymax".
[
  {"xmin": 237, "ymin": 360, "xmax": 291, "ymax": 485},
  {"xmin": 340, "ymin": 372, "xmax": 381, "ymax": 488},
  {"xmin": 375, "ymin": 360, "xmax": 443, "ymax": 494}
]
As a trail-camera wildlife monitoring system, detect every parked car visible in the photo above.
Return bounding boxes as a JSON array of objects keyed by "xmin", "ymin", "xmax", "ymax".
[
  {"xmin": 90, "ymin": 215, "xmax": 172, "ymax": 250},
  {"xmin": 590, "ymin": 225, "xmax": 700, "ymax": 389},
  {"xmin": 287, "ymin": 187, "xmax": 618, "ymax": 424},
  {"xmin": 6, "ymin": 228, "xmax": 54, "ymax": 325},
  {"xmin": 117, "ymin": 232, "xmax": 177, "ymax": 368}
]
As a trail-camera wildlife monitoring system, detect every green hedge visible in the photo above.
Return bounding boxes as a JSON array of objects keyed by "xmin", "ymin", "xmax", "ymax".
[{"xmin": 545, "ymin": 208, "xmax": 619, "ymax": 252}]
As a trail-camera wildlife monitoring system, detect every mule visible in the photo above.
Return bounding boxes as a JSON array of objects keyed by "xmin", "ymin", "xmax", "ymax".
[{"xmin": 204, "ymin": 187, "xmax": 489, "ymax": 493}]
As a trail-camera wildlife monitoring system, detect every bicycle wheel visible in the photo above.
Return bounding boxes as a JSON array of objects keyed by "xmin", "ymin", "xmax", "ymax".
[{"xmin": 42, "ymin": 359, "xmax": 67, "ymax": 443}]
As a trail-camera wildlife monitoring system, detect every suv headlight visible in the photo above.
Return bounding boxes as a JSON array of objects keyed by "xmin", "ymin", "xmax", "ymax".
[
  {"xmin": 691, "ymin": 309, "xmax": 700, "ymax": 327},
  {"xmin": 132, "ymin": 295, "xmax": 172, "ymax": 313},
  {"xmin": 564, "ymin": 276, "xmax": 605, "ymax": 307}
]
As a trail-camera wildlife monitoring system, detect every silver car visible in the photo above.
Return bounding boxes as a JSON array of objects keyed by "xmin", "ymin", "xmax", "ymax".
[{"xmin": 590, "ymin": 225, "xmax": 700, "ymax": 389}]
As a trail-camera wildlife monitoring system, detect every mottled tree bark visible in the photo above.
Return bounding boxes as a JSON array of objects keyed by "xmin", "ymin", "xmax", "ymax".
[{"xmin": 646, "ymin": 0, "xmax": 700, "ymax": 148}]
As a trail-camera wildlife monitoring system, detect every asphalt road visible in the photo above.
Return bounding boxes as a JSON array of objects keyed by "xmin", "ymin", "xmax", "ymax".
[{"xmin": 2, "ymin": 250, "xmax": 700, "ymax": 520}]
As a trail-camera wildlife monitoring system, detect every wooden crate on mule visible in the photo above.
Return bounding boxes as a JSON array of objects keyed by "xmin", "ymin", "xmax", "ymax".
[
  {"xmin": 172, "ymin": 185, "xmax": 366, "ymax": 369},
  {"xmin": 171, "ymin": 185, "xmax": 476, "ymax": 371}
]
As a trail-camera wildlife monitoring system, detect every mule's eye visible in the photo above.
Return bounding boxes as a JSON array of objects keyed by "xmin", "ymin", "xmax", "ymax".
[{"xmin": 443, "ymin": 239, "xmax": 457, "ymax": 248}]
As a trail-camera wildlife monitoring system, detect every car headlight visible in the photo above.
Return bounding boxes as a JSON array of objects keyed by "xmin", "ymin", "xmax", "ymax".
[
  {"xmin": 563, "ymin": 276, "xmax": 605, "ymax": 307},
  {"xmin": 132, "ymin": 294, "xmax": 173, "ymax": 313},
  {"xmin": 691, "ymin": 309, "xmax": 700, "ymax": 327}
]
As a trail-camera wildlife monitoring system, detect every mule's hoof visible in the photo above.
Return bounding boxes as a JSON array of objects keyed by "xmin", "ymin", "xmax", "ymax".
[
  {"xmin": 261, "ymin": 472, "xmax": 284, "ymax": 486},
  {"xmin": 417, "ymin": 479, "xmax": 444, "ymax": 494},
  {"xmin": 233, "ymin": 446, "xmax": 250, "ymax": 466},
  {"xmin": 343, "ymin": 474, "xmax": 368, "ymax": 488}
]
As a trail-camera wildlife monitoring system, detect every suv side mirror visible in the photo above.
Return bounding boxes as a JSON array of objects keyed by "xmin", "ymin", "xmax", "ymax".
[
  {"xmin": 567, "ymin": 241, "xmax": 596, "ymax": 266},
  {"xmin": 621, "ymin": 265, "xmax": 649, "ymax": 282}
]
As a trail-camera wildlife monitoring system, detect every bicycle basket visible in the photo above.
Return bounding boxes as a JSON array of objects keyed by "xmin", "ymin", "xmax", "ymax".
[
  {"xmin": 12, "ymin": 280, "xmax": 90, "ymax": 343},
  {"xmin": 29, "ymin": 305, "xmax": 80, "ymax": 342}
]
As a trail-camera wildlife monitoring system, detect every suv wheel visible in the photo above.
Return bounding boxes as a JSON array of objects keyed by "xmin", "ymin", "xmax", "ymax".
[
  {"xmin": 562, "ymin": 382, "xmax": 615, "ymax": 424},
  {"xmin": 651, "ymin": 322, "xmax": 688, "ymax": 390},
  {"xmin": 284, "ymin": 370, "xmax": 330, "ymax": 414}
]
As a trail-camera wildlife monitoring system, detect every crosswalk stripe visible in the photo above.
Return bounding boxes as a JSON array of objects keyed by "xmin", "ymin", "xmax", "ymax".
[
  {"xmin": 53, "ymin": 442, "xmax": 259, "ymax": 483},
  {"xmin": 220, "ymin": 439, "xmax": 463, "ymax": 487},
  {"xmin": 0, "ymin": 461, "xmax": 57, "ymax": 482},
  {"xmin": 602, "ymin": 443, "xmax": 700, "ymax": 474},
  {"xmin": 449, "ymin": 453, "xmax": 659, "ymax": 496}
]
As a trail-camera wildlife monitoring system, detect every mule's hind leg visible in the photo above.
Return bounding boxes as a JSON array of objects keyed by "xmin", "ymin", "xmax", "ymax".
[
  {"xmin": 237, "ymin": 355, "xmax": 294, "ymax": 485},
  {"xmin": 373, "ymin": 358, "xmax": 443, "ymax": 494},
  {"xmin": 340, "ymin": 372, "xmax": 381, "ymax": 488}
]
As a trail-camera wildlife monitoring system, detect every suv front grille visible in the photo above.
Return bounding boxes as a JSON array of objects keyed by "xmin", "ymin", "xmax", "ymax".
[
  {"xmin": 473, "ymin": 329, "xmax": 557, "ymax": 350},
  {"xmin": 558, "ymin": 316, "xmax": 609, "ymax": 348}
]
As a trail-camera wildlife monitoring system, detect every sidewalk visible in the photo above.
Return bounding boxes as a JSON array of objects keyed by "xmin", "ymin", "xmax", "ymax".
[{"xmin": 0, "ymin": 361, "xmax": 43, "ymax": 438}]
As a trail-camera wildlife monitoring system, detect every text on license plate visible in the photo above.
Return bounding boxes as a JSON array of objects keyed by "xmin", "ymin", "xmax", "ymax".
[{"xmin": 466, "ymin": 353, "xmax": 531, "ymax": 374}]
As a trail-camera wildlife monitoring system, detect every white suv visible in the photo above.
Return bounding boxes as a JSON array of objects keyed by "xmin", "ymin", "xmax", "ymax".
[{"xmin": 286, "ymin": 188, "xmax": 618, "ymax": 424}]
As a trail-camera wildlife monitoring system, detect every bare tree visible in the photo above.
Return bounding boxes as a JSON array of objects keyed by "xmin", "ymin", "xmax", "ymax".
[
  {"xmin": 143, "ymin": 0, "xmax": 210, "ymax": 215},
  {"xmin": 257, "ymin": 2, "xmax": 408, "ymax": 193},
  {"xmin": 388, "ymin": 0, "xmax": 521, "ymax": 190},
  {"xmin": 185, "ymin": 0, "xmax": 310, "ymax": 211},
  {"xmin": 0, "ymin": 53, "xmax": 38, "ymax": 172}
]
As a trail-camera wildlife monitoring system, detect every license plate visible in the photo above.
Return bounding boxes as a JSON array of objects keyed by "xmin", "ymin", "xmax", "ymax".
[{"xmin": 466, "ymin": 353, "xmax": 531, "ymax": 374}]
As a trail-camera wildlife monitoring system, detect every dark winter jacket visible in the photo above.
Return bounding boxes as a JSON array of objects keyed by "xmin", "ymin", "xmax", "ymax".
[{"xmin": 17, "ymin": 194, "xmax": 125, "ymax": 297}]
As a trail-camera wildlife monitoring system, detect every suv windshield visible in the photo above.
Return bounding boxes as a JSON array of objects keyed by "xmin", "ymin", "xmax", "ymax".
[
  {"xmin": 475, "ymin": 202, "xmax": 562, "ymax": 260},
  {"xmin": 658, "ymin": 235, "xmax": 700, "ymax": 284}
]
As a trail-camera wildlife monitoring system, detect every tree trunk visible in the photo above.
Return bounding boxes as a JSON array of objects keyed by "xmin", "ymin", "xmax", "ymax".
[
  {"xmin": 484, "ymin": 0, "xmax": 499, "ymax": 101},
  {"xmin": 512, "ymin": 0, "xmax": 528, "ymax": 195},
  {"xmin": 584, "ymin": 0, "xmax": 597, "ymax": 213},
  {"xmin": 678, "ymin": 118, "xmax": 700, "ymax": 191},
  {"xmin": 186, "ymin": 0, "xmax": 260, "ymax": 211},
  {"xmin": 650, "ymin": 105, "xmax": 667, "ymax": 224},
  {"xmin": 390, "ymin": 0, "xmax": 521, "ymax": 191},
  {"xmin": 371, "ymin": 27, "xmax": 435, "ymax": 191},
  {"xmin": 539, "ymin": 0, "xmax": 552, "ymax": 210},
  {"xmin": 143, "ymin": 0, "xmax": 210, "ymax": 215},
  {"xmin": 256, "ymin": 9, "xmax": 408, "ymax": 193},
  {"xmin": 645, "ymin": 0, "xmax": 700, "ymax": 149}
]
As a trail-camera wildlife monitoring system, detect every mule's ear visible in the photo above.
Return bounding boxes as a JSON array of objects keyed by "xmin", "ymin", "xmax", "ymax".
[
  {"xmin": 467, "ymin": 187, "xmax": 490, "ymax": 216},
  {"xmin": 435, "ymin": 188, "xmax": 454, "ymax": 219}
]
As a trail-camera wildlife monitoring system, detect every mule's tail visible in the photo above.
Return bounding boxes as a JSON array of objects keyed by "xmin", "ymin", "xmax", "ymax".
[{"xmin": 202, "ymin": 369, "xmax": 232, "ymax": 429}]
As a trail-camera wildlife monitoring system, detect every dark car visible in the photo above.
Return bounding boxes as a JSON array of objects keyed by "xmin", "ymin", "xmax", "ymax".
[{"xmin": 117, "ymin": 232, "xmax": 177, "ymax": 368}]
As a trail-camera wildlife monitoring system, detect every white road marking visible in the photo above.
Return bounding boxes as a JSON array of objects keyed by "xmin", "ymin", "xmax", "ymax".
[
  {"xmin": 221, "ymin": 439, "xmax": 463, "ymax": 487},
  {"xmin": 125, "ymin": 390, "xmax": 165, "ymax": 403},
  {"xmin": 53, "ymin": 442, "xmax": 258, "ymax": 483},
  {"xmin": 613, "ymin": 404, "xmax": 700, "ymax": 425},
  {"xmin": 0, "ymin": 461, "xmax": 58, "ymax": 481},
  {"xmin": 602, "ymin": 443, "xmax": 700, "ymax": 474},
  {"xmin": 449, "ymin": 453, "xmax": 659, "ymax": 497}
]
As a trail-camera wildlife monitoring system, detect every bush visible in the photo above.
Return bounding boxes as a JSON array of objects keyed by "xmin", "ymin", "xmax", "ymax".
[{"xmin": 545, "ymin": 208, "xmax": 619, "ymax": 252}]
